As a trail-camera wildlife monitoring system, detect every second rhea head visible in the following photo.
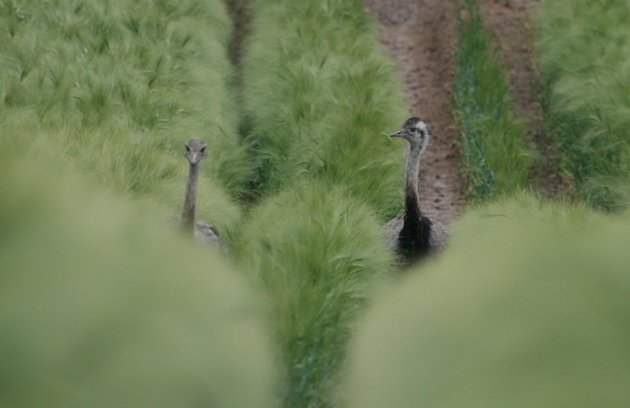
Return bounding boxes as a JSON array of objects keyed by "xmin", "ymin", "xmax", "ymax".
[{"xmin": 184, "ymin": 139, "xmax": 207, "ymax": 165}]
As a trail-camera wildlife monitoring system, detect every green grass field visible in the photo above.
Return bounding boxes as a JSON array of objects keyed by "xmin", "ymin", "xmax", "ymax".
[
  {"xmin": 238, "ymin": 1, "xmax": 410, "ymax": 406},
  {"xmin": 234, "ymin": 183, "xmax": 391, "ymax": 407},
  {"xmin": 454, "ymin": 0, "xmax": 531, "ymax": 200},
  {"xmin": 0, "ymin": 0, "xmax": 250, "ymax": 240},
  {"xmin": 538, "ymin": 0, "xmax": 630, "ymax": 211},
  {"xmin": 242, "ymin": 0, "xmax": 407, "ymax": 219},
  {"xmin": 1, "ymin": 0, "xmax": 629, "ymax": 406}
]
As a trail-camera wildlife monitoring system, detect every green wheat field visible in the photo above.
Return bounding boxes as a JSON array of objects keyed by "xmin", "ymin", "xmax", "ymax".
[{"xmin": 1, "ymin": 0, "xmax": 629, "ymax": 407}]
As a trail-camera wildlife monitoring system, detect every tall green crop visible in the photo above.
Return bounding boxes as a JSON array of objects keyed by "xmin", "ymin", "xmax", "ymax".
[
  {"xmin": 454, "ymin": 0, "xmax": 531, "ymax": 200},
  {"xmin": 0, "ymin": 0, "xmax": 252, "ymax": 235},
  {"xmin": 538, "ymin": 0, "xmax": 630, "ymax": 211},
  {"xmin": 234, "ymin": 182, "xmax": 392, "ymax": 407},
  {"xmin": 242, "ymin": 0, "xmax": 408, "ymax": 219},
  {"xmin": 237, "ymin": 2, "xmax": 411, "ymax": 406}
]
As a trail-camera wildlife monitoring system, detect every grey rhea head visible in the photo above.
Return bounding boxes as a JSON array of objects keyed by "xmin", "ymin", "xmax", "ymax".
[
  {"xmin": 390, "ymin": 117, "xmax": 430, "ymax": 153},
  {"xmin": 184, "ymin": 139, "xmax": 207, "ymax": 165}
]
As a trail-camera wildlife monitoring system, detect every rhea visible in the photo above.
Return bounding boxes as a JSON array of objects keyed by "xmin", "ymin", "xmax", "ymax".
[
  {"xmin": 181, "ymin": 139, "xmax": 220, "ymax": 247},
  {"xmin": 385, "ymin": 117, "xmax": 447, "ymax": 265}
]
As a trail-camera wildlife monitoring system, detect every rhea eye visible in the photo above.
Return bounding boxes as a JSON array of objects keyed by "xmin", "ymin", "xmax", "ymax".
[
  {"xmin": 185, "ymin": 145, "xmax": 190, "ymax": 152},
  {"xmin": 410, "ymin": 128, "xmax": 417, "ymax": 133},
  {"xmin": 200, "ymin": 147, "xmax": 206, "ymax": 153}
]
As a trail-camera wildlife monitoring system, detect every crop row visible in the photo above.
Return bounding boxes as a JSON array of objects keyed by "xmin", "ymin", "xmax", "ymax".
[
  {"xmin": 453, "ymin": 0, "xmax": 531, "ymax": 201},
  {"xmin": 538, "ymin": 0, "xmax": 630, "ymax": 211},
  {"xmin": 0, "ymin": 0, "xmax": 248, "ymax": 236},
  {"xmin": 453, "ymin": 0, "xmax": 630, "ymax": 210},
  {"xmin": 242, "ymin": 0, "xmax": 407, "ymax": 218},
  {"xmin": 237, "ymin": 0, "xmax": 409, "ymax": 406}
]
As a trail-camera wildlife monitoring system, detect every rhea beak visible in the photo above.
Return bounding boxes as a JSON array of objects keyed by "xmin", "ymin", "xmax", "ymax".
[{"xmin": 390, "ymin": 129, "xmax": 406, "ymax": 138}]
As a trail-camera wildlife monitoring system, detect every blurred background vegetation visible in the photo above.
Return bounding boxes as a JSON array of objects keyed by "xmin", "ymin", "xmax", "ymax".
[{"xmin": 0, "ymin": 149, "xmax": 277, "ymax": 407}]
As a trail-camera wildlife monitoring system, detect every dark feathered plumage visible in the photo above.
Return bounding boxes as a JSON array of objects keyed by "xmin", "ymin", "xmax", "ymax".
[{"xmin": 385, "ymin": 117, "xmax": 447, "ymax": 265}]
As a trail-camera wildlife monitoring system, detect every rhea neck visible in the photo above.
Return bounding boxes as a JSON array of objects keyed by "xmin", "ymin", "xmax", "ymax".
[
  {"xmin": 404, "ymin": 140, "xmax": 424, "ymax": 221},
  {"xmin": 181, "ymin": 160, "xmax": 200, "ymax": 233}
]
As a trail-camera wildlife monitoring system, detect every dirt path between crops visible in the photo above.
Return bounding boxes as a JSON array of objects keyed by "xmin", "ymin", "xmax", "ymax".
[
  {"xmin": 480, "ymin": 0, "xmax": 572, "ymax": 198},
  {"xmin": 363, "ymin": 0, "xmax": 466, "ymax": 227}
]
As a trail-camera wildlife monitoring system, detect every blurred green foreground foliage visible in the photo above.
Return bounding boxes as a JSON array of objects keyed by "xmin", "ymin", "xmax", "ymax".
[
  {"xmin": 0, "ymin": 154, "xmax": 277, "ymax": 408},
  {"xmin": 344, "ymin": 193, "xmax": 630, "ymax": 407}
]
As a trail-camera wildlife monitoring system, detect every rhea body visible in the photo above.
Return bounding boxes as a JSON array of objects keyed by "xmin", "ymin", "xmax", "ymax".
[
  {"xmin": 181, "ymin": 139, "xmax": 220, "ymax": 247},
  {"xmin": 385, "ymin": 117, "xmax": 447, "ymax": 265}
]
